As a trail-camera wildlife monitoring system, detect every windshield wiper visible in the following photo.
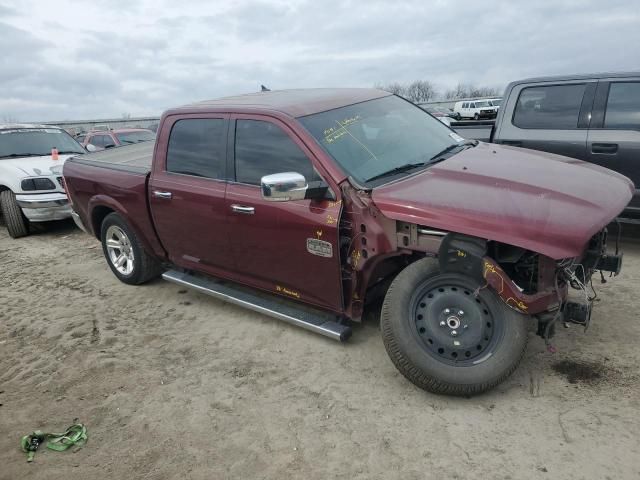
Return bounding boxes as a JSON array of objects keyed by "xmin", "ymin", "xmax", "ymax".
[
  {"xmin": 365, "ymin": 162, "xmax": 427, "ymax": 183},
  {"xmin": 57, "ymin": 150, "xmax": 84, "ymax": 154},
  {"xmin": 0, "ymin": 153, "xmax": 49, "ymax": 159},
  {"xmin": 428, "ymin": 141, "xmax": 477, "ymax": 165}
]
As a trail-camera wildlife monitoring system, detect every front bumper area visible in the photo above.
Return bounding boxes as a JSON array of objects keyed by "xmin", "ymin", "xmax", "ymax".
[{"xmin": 16, "ymin": 193, "xmax": 72, "ymax": 222}]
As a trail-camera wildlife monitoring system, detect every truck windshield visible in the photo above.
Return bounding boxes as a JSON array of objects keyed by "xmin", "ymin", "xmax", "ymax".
[
  {"xmin": 0, "ymin": 128, "xmax": 85, "ymax": 158},
  {"xmin": 299, "ymin": 95, "xmax": 463, "ymax": 185},
  {"xmin": 115, "ymin": 130, "xmax": 156, "ymax": 144}
]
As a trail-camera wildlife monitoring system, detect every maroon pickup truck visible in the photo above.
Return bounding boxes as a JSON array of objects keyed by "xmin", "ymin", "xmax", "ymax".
[{"xmin": 63, "ymin": 89, "xmax": 632, "ymax": 395}]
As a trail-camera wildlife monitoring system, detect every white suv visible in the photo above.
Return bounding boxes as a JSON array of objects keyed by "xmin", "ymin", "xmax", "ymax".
[
  {"xmin": 453, "ymin": 100, "xmax": 498, "ymax": 120},
  {"xmin": 0, "ymin": 124, "xmax": 86, "ymax": 238}
]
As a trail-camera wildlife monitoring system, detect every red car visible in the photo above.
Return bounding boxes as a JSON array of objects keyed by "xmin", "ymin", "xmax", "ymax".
[
  {"xmin": 80, "ymin": 128, "xmax": 155, "ymax": 151},
  {"xmin": 63, "ymin": 89, "xmax": 631, "ymax": 395}
]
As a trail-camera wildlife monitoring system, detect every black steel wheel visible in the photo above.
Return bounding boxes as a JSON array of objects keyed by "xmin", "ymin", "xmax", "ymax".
[
  {"xmin": 411, "ymin": 281, "xmax": 503, "ymax": 366},
  {"xmin": 381, "ymin": 257, "xmax": 528, "ymax": 396}
]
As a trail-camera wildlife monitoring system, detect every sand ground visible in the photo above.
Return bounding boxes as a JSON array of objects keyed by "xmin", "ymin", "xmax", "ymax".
[{"xmin": 1, "ymin": 220, "xmax": 639, "ymax": 479}]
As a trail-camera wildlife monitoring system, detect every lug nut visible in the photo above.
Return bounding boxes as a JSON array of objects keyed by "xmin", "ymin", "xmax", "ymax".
[
  {"xmin": 439, "ymin": 320, "xmax": 446, "ymax": 327},
  {"xmin": 463, "ymin": 324, "xmax": 468, "ymax": 329},
  {"xmin": 458, "ymin": 310, "xmax": 464, "ymax": 316},
  {"xmin": 450, "ymin": 330, "xmax": 458, "ymax": 337},
  {"xmin": 444, "ymin": 308, "xmax": 451, "ymax": 315}
]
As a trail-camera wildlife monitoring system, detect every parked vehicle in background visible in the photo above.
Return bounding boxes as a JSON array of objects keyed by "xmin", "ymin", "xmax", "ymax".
[
  {"xmin": 453, "ymin": 100, "xmax": 498, "ymax": 120},
  {"xmin": 64, "ymin": 88, "xmax": 630, "ymax": 396},
  {"xmin": 451, "ymin": 72, "xmax": 640, "ymax": 219},
  {"xmin": 81, "ymin": 128, "xmax": 155, "ymax": 151},
  {"xmin": 424, "ymin": 106, "xmax": 454, "ymax": 125},
  {"xmin": 0, "ymin": 124, "xmax": 85, "ymax": 237},
  {"xmin": 488, "ymin": 98, "xmax": 502, "ymax": 109}
]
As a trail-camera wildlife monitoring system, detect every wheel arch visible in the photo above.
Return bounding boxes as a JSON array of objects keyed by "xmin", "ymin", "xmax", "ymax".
[{"xmin": 91, "ymin": 204, "xmax": 115, "ymax": 239}]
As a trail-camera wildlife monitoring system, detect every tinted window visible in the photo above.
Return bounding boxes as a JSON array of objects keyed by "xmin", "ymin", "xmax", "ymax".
[
  {"xmin": 604, "ymin": 82, "xmax": 640, "ymax": 129},
  {"xmin": 103, "ymin": 135, "xmax": 116, "ymax": 148},
  {"xmin": 513, "ymin": 83, "xmax": 586, "ymax": 129},
  {"xmin": 116, "ymin": 130, "xmax": 156, "ymax": 144},
  {"xmin": 462, "ymin": 103, "xmax": 468, "ymax": 108},
  {"xmin": 166, "ymin": 118, "xmax": 226, "ymax": 179},
  {"xmin": 89, "ymin": 135, "xmax": 103, "ymax": 147},
  {"xmin": 76, "ymin": 135, "xmax": 85, "ymax": 143},
  {"xmin": 235, "ymin": 120, "xmax": 318, "ymax": 185}
]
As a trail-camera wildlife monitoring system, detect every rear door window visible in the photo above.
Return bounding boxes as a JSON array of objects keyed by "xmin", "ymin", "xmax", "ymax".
[
  {"xmin": 89, "ymin": 135, "xmax": 104, "ymax": 147},
  {"xmin": 604, "ymin": 82, "xmax": 640, "ymax": 129},
  {"xmin": 513, "ymin": 83, "xmax": 586, "ymax": 129},
  {"xmin": 234, "ymin": 119, "xmax": 320, "ymax": 185},
  {"xmin": 103, "ymin": 135, "xmax": 116, "ymax": 148},
  {"xmin": 166, "ymin": 118, "xmax": 226, "ymax": 179}
]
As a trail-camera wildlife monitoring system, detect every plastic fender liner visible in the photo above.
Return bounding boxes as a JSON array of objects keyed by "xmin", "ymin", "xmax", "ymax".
[{"xmin": 438, "ymin": 233, "xmax": 487, "ymax": 281}]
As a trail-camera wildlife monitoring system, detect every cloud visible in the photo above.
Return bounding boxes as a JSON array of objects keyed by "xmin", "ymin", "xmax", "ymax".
[{"xmin": 0, "ymin": 0, "xmax": 639, "ymax": 121}]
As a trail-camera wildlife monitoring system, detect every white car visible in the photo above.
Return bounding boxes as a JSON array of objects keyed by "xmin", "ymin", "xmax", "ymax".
[
  {"xmin": 0, "ymin": 124, "xmax": 86, "ymax": 238},
  {"xmin": 453, "ymin": 100, "xmax": 498, "ymax": 120}
]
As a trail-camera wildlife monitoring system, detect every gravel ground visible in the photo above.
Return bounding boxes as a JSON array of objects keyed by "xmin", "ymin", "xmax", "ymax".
[{"xmin": 1, "ymin": 220, "xmax": 639, "ymax": 479}]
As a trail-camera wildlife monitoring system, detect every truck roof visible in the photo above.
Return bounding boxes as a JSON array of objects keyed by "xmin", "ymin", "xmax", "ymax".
[
  {"xmin": 507, "ymin": 71, "xmax": 640, "ymax": 88},
  {"xmin": 177, "ymin": 88, "xmax": 391, "ymax": 118}
]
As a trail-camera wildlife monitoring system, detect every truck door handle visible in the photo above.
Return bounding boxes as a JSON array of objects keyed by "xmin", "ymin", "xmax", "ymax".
[
  {"xmin": 500, "ymin": 140, "xmax": 523, "ymax": 147},
  {"xmin": 591, "ymin": 143, "xmax": 618, "ymax": 154},
  {"xmin": 231, "ymin": 204, "xmax": 255, "ymax": 215},
  {"xmin": 152, "ymin": 190, "xmax": 172, "ymax": 199}
]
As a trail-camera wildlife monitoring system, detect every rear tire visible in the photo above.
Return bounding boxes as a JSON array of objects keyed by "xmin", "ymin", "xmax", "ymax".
[
  {"xmin": 473, "ymin": 113, "xmax": 479, "ymax": 120},
  {"xmin": 0, "ymin": 190, "xmax": 29, "ymax": 238},
  {"xmin": 100, "ymin": 212, "xmax": 162, "ymax": 285},
  {"xmin": 381, "ymin": 257, "xmax": 527, "ymax": 396}
]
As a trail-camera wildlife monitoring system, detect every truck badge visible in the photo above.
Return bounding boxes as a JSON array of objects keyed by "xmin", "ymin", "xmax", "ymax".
[{"xmin": 306, "ymin": 238, "xmax": 333, "ymax": 258}]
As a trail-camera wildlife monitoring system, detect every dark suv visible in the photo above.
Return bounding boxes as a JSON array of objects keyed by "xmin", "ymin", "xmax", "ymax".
[{"xmin": 491, "ymin": 72, "xmax": 640, "ymax": 219}]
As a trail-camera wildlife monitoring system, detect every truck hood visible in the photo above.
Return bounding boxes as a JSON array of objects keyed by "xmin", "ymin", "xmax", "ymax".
[
  {"xmin": 371, "ymin": 143, "xmax": 634, "ymax": 259},
  {"xmin": 0, "ymin": 154, "xmax": 75, "ymax": 177}
]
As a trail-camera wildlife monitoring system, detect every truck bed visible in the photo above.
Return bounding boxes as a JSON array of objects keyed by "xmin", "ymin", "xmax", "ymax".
[{"xmin": 71, "ymin": 142, "xmax": 153, "ymax": 174}]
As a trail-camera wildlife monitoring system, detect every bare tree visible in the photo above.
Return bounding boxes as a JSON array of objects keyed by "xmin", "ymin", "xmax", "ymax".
[
  {"xmin": 2, "ymin": 114, "xmax": 19, "ymax": 123},
  {"xmin": 375, "ymin": 82, "xmax": 407, "ymax": 97},
  {"xmin": 445, "ymin": 83, "xmax": 501, "ymax": 100},
  {"xmin": 404, "ymin": 80, "xmax": 437, "ymax": 103}
]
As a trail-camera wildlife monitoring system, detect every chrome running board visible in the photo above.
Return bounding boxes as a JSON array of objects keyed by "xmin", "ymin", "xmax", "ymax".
[{"xmin": 162, "ymin": 270, "xmax": 351, "ymax": 342}]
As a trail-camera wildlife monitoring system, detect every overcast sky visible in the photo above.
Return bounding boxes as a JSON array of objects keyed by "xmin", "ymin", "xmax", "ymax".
[{"xmin": 1, "ymin": 0, "xmax": 639, "ymax": 121}]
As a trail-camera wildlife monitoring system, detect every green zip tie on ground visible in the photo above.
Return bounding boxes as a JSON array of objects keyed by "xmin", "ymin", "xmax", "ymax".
[{"xmin": 20, "ymin": 423, "xmax": 87, "ymax": 462}]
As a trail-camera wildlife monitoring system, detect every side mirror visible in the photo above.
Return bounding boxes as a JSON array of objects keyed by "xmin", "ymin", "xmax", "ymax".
[
  {"xmin": 86, "ymin": 144, "xmax": 97, "ymax": 152},
  {"xmin": 261, "ymin": 172, "xmax": 307, "ymax": 202}
]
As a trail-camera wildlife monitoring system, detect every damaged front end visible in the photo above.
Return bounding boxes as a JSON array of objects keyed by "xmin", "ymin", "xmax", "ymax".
[{"xmin": 432, "ymin": 227, "xmax": 623, "ymax": 342}]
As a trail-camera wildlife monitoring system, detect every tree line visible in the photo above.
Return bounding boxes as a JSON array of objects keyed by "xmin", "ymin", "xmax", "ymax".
[{"xmin": 374, "ymin": 80, "xmax": 502, "ymax": 103}]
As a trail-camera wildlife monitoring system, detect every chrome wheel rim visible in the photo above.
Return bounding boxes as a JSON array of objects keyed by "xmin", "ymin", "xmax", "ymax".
[{"xmin": 105, "ymin": 225, "xmax": 135, "ymax": 276}]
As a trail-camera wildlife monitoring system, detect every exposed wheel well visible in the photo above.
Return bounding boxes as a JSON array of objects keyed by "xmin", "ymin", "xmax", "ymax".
[
  {"xmin": 91, "ymin": 206, "xmax": 115, "ymax": 239},
  {"xmin": 363, "ymin": 254, "xmax": 417, "ymax": 305}
]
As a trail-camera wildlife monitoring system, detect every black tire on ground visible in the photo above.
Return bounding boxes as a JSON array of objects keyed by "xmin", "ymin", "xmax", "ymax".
[
  {"xmin": 381, "ymin": 257, "xmax": 528, "ymax": 396},
  {"xmin": 100, "ymin": 212, "xmax": 163, "ymax": 285},
  {"xmin": 455, "ymin": 113, "xmax": 461, "ymax": 120},
  {"xmin": 474, "ymin": 113, "xmax": 479, "ymax": 120},
  {"xmin": 0, "ymin": 190, "xmax": 29, "ymax": 238}
]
